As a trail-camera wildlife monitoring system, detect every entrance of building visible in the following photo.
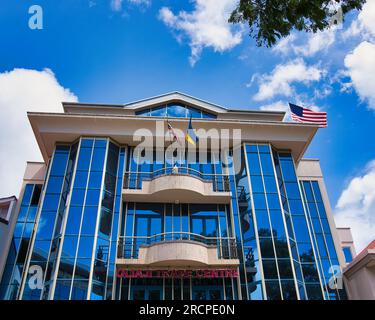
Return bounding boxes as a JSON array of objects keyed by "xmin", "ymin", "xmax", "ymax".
[
  {"xmin": 131, "ymin": 285, "xmax": 163, "ymax": 300},
  {"xmin": 192, "ymin": 286, "xmax": 223, "ymax": 300}
]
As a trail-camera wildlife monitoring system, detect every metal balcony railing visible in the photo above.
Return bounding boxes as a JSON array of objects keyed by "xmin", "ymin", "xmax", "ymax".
[
  {"xmin": 123, "ymin": 167, "xmax": 230, "ymax": 192},
  {"xmin": 117, "ymin": 232, "xmax": 238, "ymax": 260}
]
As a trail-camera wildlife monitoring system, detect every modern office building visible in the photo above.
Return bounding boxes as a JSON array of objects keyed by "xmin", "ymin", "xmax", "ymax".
[{"xmin": 0, "ymin": 92, "xmax": 349, "ymax": 300}]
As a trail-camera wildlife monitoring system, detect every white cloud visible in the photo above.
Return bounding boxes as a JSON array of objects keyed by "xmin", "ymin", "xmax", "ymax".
[
  {"xmin": 344, "ymin": 41, "xmax": 375, "ymax": 110},
  {"xmin": 128, "ymin": 0, "xmax": 150, "ymax": 5},
  {"xmin": 110, "ymin": 0, "xmax": 123, "ymax": 11},
  {"xmin": 273, "ymin": 28, "xmax": 336, "ymax": 57},
  {"xmin": 342, "ymin": 0, "xmax": 375, "ymax": 40},
  {"xmin": 159, "ymin": 0, "xmax": 242, "ymax": 66},
  {"xmin": 110, "ymin": 0, "xmax": 150, "ymax": 12},
  {"xmin": 0, "ymin": 68, "xmax": 78, "ymax": 198},
  {"xmin": 335, "ymin": 160, "xmax": 375, "ymax": 252},
  {"xmin": 260, "ymin": 100, "xmax": 289, "ymax": 112},
  {"xmin": 252, "ymin": 59, "xmax": 325, "ymax": 101}
]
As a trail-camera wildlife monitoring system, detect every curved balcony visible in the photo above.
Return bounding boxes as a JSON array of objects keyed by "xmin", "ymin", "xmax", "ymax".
[
  {"xmin": 122, "ymin": 167, "xmax": 231, "ymax": 204},
  {"xmin": 116, "ymin": 233, "xmax": 239, "ymax": 268}
]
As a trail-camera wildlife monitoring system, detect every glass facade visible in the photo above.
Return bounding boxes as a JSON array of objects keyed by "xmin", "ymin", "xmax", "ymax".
[
  {"xmin": 300, "ymin": 180, "xmax": 347, "ymax": 300},
  {"xmin": 116, "ymin": 202, "xmax": 237, "ymax": 300},
  {"xmin": 0, "ymin": 134, "xmax": 345, "ymax": 300},
  {"xmin": 0, "ymin": 184, "xmax": 42, "ymax": 299},
  {"xmin": 135, "ymin": 103, "xmax": 216, "ymax": 119}
]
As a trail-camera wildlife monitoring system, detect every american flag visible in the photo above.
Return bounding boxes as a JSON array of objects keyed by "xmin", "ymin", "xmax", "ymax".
[
  {"xmin": 167, "ymin": 121, "xmax": 181, "ymax": 144},
  {"xmin": 289, "ymin": 103, "xmax": 327, "ymax": 128}
]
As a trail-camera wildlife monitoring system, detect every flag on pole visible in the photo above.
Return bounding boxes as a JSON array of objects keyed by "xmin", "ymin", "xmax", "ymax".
[
  {"xmin": 167, "ymin": 120, "xmax": 180, "ymax": 144},
  {"xmin": 289, "ymin": 103, "xmax": 327, "ymax": 128},
  {"xmin": 185, "ymin": 116, "xmax": 199, "ymax": 145}
]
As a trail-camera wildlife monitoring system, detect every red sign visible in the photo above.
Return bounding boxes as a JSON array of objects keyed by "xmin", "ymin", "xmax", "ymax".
[{"xmin": 116, "ymin": 269, "xmax": 239, "ymax": 279}]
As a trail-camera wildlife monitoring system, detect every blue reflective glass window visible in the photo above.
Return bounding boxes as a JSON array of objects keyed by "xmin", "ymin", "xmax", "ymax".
[
  {"xmin": 267, "ymin": 194, "xmax": 281, "ymax": 210},
  {"xmin": 316, "ymin": 234, "xmax": 328, "ymax": 258},
  {"xmin": 36, "ymin": 213, "xmax": 56, "ymax": 239},
  {"xmin": 167, "ymin": 104, "xmax": 186, "ymax": 118},
  {"xmin": 317, "ymin": 202, "xmax": 327, "ymax": 219},
  {"xmin": 70, "ymin": 188, "xmax": 85, "ymax": 206},
  {"xmin": 74, "ymin": 171, "xmax": 89, "ymax": 189},
  {"xmin": 292, "ymin": 216, "xmax": 310, "ymax": 242},
  {"xmin": 81, "ymin": 206, "xmax": 99, "ymax": 235},
  {"xmin": 278, "ymin": 259, "xmax": 294, "ymax": 279},
  {"xmin": 256, "ymin": 211, "xmax": 271, "ymax": 237},
  {"xmin": 65, "ymin": 206, "xmax": 83, "ymax": 235},
  {"xmin": 259, "ymin": 153, "xmax": 274, "ymax": 175},
  {"xmin": 61, "ymin": 236, "xmax": 78, "ymax": 259},
  {"xmin": 311, "ymin": 181, "xmax": 323, "ymax": 202},
  {"xmin": 71, "ymin": 280, "xmax": 88, "ymax": 299},
  {"xmin": 253, "ymin": 193, "xmax": 267, "ymax": 210},
  {"xmin": 269, "ymin": 210, "xmax": 286, "ymax": 238},
  {"xmin": 80, "ymin": 139, "xmax": 94, "ymax": 148},
  {"xmin": 281, "ymin": 280, "xmax": 297, "ymax": 299},
  {"xmin": 288, "ymin": 199, "xmax": 305, "ymax": 215},
  {"xmin": 247, "ymin": 153, "xmax": 261, "ymax": 175},
  {"xmin": 280, "ymin": 158, "xmax": 297, "ymax": 181},
  {"xmin": 260, "ymin": 238, "xmax": 275, "ymax": 258},
  {"xmin": 77, "ymin": 148, "xmax": 92, "ymax": 171},
  {"xmin": 26, "ymin": 206, "xmax": 37, "ymax": 223},
  {"xmin": 187, "ymin": 106, "xmax": 201, "ymax": 118},
  {"xmin": 18, "ymin": 206, "xmax": 29, "ymax": 221},
  {"xmin": 312, "ymin": 218, "xmax": 323, "ymax": 234},
  {"xmin": 151, "ymin": 106, "xmax": 167, "ymax": 117},
  {"xmin": 46, "ymin": 176, "xmax": 64, "ymax": 194},
  {"xmin": 303, "ymin": 181, "xmax": 314, "ymax": 202},
  {"xmin": 262, "ymin": 259, "xmax": 279, "ymax": 279},
  {"xmin": 258, "ymin": 145, "xmax": 270, "ymax": 153},
  {"xmin": 42, "ymin": 194, "xmax": 60, "ymax": 211},
  {"xmin": 94, "ymin": 139, "xmax": 107, "ymax": 149},
  {"xmin": 51, "ymin": 149, "xmax": 70, "ymax": 176},
  {"xmin": 274, "ymin": 238, "xmax": 289, "ymax": 258},
  {"xmin": 85, "ymin": 189, "xmax": 100, "ymax": 206},
  {"xmin": 325, "ymin": 235, "xmax": 338, "ymax": 260},
  {"xmin": 91, "ymin": 147, "xmax": 106, "ymax": 172},
  {"xmin": 14, "ymin": 223, "xmax": 24, "ymax": 237},
  {"xmin": 21, "ymin": 185, "xmax": 34, "ymax": 205},
  {"xmin": 317, "ymin": 219, "xmax": 328, "ymax": 235},
  {"xmin": 135, "ymin": 108, "xmax": 151, "ymax": 116},
  {"xmin": 307, "ymin": 202, "xmax": 318, "ymax": 218},
  {"xmin": 264, "ymin": 176, "xmax": 277, "ymax": 193},
  {"xmin": 88, "ymin": 171, "xmax": 103, "ymax": 189},
  {"xmin": 285, "ymin": 182, "xmax": 301, "ymax": 200},
  {"xmin": 202, "ymin": 111, "xmax": 216, "ymax": 119},
  {"xmin": 246, "ymin": 145, "xmax": 258, "ymax": 153},
  {"xmin": 305, "ymin": 283, "xmax": 323, "ymax": 300},
  {"xmin": 301, "ymin": 263, "xmax": 320, "ymax": 283},
  {"xmin": 54, "ymin": 280, "xmax": 72, "ymax": 300},
  {"xmin": 265, "ymin": 280, "xmax": 282, "ymax": 300},
  {"xmin": 22, "ymin": 223, "xmax": 34, "ymax": 238},
  {"xmin": 250, "ymin": 176, "xmax": 264, "ymax": 193},
  {"xmin": 77, "ymin": 236, "xmax": 94, "ymax": 258},
  {"xmin": 298, "ymin": 242, "xmax": 315, "ymax": 262}
]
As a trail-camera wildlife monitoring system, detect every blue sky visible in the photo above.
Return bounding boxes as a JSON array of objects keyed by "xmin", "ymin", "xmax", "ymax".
[{"xmin": 0, "ymin": 0, "xmax": 375, "ymax": 250}]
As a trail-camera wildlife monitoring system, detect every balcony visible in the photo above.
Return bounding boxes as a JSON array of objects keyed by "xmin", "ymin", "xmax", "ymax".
[
  {"xmin": 116, "ymin": 233, "xmax": 240, "ymax": 268},
  {"xmin": 122, "ymin": 168, "xmax": 231, "ymax": 204}
]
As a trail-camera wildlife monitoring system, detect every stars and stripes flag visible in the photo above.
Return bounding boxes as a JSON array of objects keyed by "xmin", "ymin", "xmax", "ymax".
[
  {"xmin": 289, "ymin": 103, "xmax": 327, "ymax": 128},
  {"xmin": 167, "ymin": 120, "xmax": 181, "ymax": 144}
]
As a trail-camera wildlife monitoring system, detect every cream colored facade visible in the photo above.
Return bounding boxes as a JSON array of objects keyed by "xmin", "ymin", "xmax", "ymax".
[{"xmin": 343, "ymin": 241, "xmax": 375, "ymax": 300}]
